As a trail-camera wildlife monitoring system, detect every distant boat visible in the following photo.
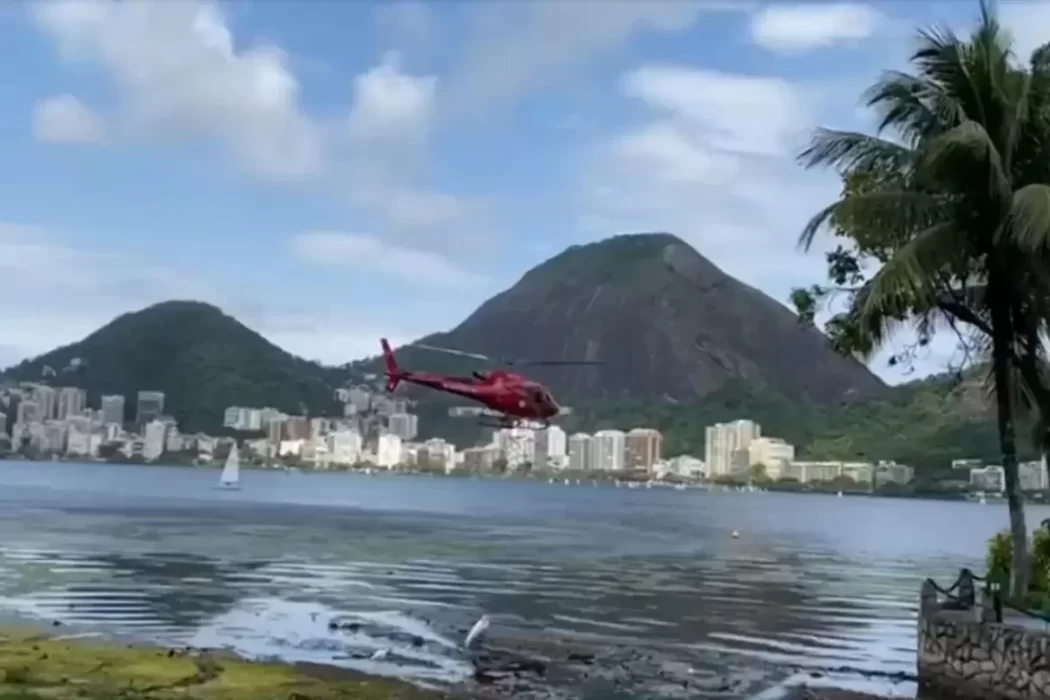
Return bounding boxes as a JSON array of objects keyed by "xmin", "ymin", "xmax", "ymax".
[
  {"xmin": 217, "ymin": 446, "xmax": 241, "ymax": 490},
  {"xmin": 837, "ymin": 491, "xmax": 843, "ymax": 498}
]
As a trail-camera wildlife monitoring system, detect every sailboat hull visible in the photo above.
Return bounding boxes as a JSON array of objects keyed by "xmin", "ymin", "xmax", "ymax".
[{"xmin": 215, "ymin": 483, "xmax": 241, "ymax": 490}]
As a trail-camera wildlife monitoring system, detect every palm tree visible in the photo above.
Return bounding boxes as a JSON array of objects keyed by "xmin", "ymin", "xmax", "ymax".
[{"xmin": 796, "ymin": 2, "xmax": 1050, "ymax": 598}]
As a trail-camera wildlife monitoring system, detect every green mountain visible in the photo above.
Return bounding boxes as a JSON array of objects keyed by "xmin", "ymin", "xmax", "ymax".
[
  {"xmin": 0, "ymin": 301, "xmax": 340, "ymax": 433},
  {"xmin": 351, "ymin": 233, "xmax": 886, "ymax": 406},
  {"xmin": 0, "ymin": 234, "xmax": 1024, "ymax": 474}
]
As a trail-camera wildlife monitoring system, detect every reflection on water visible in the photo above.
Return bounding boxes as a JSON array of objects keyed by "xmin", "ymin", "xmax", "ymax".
[{"xmin": 1, "ymin": 462, "xmax": 1045, "ymax": 698}]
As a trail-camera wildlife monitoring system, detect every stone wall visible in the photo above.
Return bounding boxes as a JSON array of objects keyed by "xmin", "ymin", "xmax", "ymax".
[{"xmin": 917, "ymin": 579, "xmax": 1050, "ymax": 700}]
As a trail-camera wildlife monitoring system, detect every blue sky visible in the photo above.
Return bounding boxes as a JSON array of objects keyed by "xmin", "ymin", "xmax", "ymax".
[{"xmin": 2, "ymin": 1, "xmax": 1048, "ymax": 382}]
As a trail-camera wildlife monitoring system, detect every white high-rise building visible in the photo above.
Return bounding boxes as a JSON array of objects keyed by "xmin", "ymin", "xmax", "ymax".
[
  {"xmin": 705, "ymin": 420, "xmax": 760, "ymax": 477},
  {"xmin": 32, "ymin": 386, "xmax": 57, "ymax": 421},
  {"xmin": 57, "ymin": 387, "xmax": 87, "ymax": 420},
  {"xmin": 143, "ymin": 420, "xmax": 168, "ymax": 461},
  {"xmin": 328, "ymin": 430, "xmax": 363, "ymax": 466},
  {"xmin": 16, "ymin": 400, "xmax": 40, "ymax": 425},
  {"xmin": 567, "ymin": 432, "xmax": 592, "ymax": 471},
  {"xmin": 422, "ymin": 437, "xmax": 455, "ymax": 470},
  {"xmin": 388, "ymin": 413, "xmax": 419, "ymax": 441},
  {"xmin": 748, "ymin": 437, "xmax": 795, "ymax": 479},
  {"xmin": 376, "ymin": 433, "xmax": 402, "ymax": 468},
  {"xmin": 592, "ymin": 429, "xmax": 626, "ymax": 471},
  {"xmin": 533, "ymin": 426, "xmax": 567, "ymax": 470},
  {"xmin": 66, "ymin": 426, "xmax": 96, "ymax": 457},
  {"xmin": 495, "ymin": 427, "xmax": 535, "ymax": 468},
  {"xmin": 136, "ymin": 391, "xmax": 166, "ymax": 427},
  {"xmin": 224, "ymin": 407, "xmax": 266, "ymax": 431},
  {"xmin": 100, "ymin": 395, "xmax": 125, "ymax": 426},
  {"xmin": 626, "ymin": 428, "xmax": 663, "ymax": 472}
]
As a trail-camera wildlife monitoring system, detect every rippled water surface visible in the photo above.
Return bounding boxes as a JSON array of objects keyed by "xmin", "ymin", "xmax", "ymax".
[{"xmin": 1, "ymin": 462, "xmax": 1043, "ymax": 698}]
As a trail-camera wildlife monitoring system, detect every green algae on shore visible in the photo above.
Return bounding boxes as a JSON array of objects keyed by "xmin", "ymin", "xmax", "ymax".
[{"xmin": 0, "ymin": 626, "xmax": 443, "ymax": 700}]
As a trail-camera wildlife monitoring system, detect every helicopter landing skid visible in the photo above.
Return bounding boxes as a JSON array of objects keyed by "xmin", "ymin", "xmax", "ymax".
[{"xmin": 475, "ymin": 417, "xmax": 549, "ymax": 430}]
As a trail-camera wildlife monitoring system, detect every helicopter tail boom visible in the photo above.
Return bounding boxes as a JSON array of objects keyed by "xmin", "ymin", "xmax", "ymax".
[{"xmin": 380, "ymin": 338, "xmax": 405, "ymax": 392}]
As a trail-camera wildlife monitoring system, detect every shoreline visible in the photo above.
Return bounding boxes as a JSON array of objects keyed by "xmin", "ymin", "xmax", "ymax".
[
  {"xmin": 0, "ymin": 620, "xmax": 449, "ymax": 700},
  {"xmin": 1, "ymin": 457, "xmax": 990, "ymax": 502},
  {"xmin": 0, "ymin": 616, "xmax": 910, "ymax": 700}
]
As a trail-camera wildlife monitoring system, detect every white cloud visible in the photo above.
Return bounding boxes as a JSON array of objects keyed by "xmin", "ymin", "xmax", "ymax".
[
  {"xmin": 32, "ymin": 94, "xmax": 105, "ymax": 144},
  {"xmin": 622, "ymin": 66, "xmax": 811, "ymax": 156},
  {"xmin": 445, "ymin": 1, "xmax": 749, "ymax": 111},
  {"xmin": 749, "ymin": 3, "xmax": 884, "ymax": 53},
  {"xmin": 32, "ymin": 0, "xmax": 324, "ymax": 182},
  {"xmin": 374, "ymin": 2, "xmax": 434, "ymax": 47},
  {"xmin": 578, "ymin": 64, "xmax": 839, "ymax": 341},
  {"xmin": 290, "ymin": 231, "xmax": 488, "ymax": 289},
  {"xmin": 586, "ymin": 61, "xmax": 842, "ymax": 331},
  {"xmin": 337, "ymin": 53, "xmax": 484, "ymax": 244},
  {"xmin": 31, "ymin": 1, "xmax": 485, "ymax": 260},
  {"xmin": 1001, "ymin": 1, "xmax": 1050, "ymax": 62},
  {"xmin": 0, "ymin": 224, "xmax": 427, "ymax": 369},
  {"xmin": 581, "ymin": 59, "xmax": 977, "ymax": 384},
  {"xmin": 347, "ymin": 52, "xmax": 435, "ymax": 153}
]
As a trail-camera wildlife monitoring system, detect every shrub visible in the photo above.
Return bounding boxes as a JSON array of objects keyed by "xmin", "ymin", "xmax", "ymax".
[
  {"xmin": 985, "ymin": 528, "xmax": 1050, "ymax": 607},
  {"xmin": 987, "ymin": 530, "xmax": 1012, "ymax": 586}
]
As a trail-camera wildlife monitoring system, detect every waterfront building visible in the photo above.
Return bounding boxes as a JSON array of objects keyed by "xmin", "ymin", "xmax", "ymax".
[
  {"xmin": 533, "ymin": 425, "xmax": 566, "ymax": 470},
  {"xmin": 567, "ymin": 433, "xmax": 591, "ymax": 471},
  {"xmin": 592, "ymin": 429, "xmax": 626, "ymax": 471},
  {"xmin": 388, "ymin": 412, "xmax": 419, "ymax": 441},
  {"xmin": 747, "ymin": 437, "xmax": 795, "ymax": 479},
  {"xmin": 626, "ymin": 428, "xmax": 663, "ymax": 472},
  {"xmin": 136, "ymin": 391, "xmax": 165, "ymax": 427},
  {"xmin": 143, "ymin": 420, "xmax": 168, "ymax": 461},
  {"xmin": 705, "ymin": 420, "xmax": 760, "ymax": 476},
  {"xmin": 100, "ymin": 395, "xmax": 125, "ymax": 426}
]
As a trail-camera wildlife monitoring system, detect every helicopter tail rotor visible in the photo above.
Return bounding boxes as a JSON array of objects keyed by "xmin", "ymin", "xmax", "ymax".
[{"xmin": 380, "ymin": 338, "xmax": 405, "ymax": 392}]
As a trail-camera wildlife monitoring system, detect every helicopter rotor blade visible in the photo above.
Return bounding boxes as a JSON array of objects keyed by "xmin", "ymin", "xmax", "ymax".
[
  {"xmin": 413, "ymin": 343, "xmax": 601, "ymax": 367},
  {"xmin": 414, "ymin": 344, "xmax": 496, "ymax": 362},
  {"xmin": 511, "ymin": 360, "xmax": 602, "ymax": 367}
]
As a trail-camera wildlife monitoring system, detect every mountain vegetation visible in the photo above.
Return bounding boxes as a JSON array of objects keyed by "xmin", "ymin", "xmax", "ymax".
[
  {"xmin": 0, "ymin": 247, "xmax": 1027, "ymax": 475},
  {"xmin": 353, "ymin": 232, "xmax": 886, "ymax": 407},
  {"xmin": 0, "ymin": 301, "xmax": 341, "ymax": 432},
  {"xmin": 790, "ymin": 0, "xmax": 1050, "ymax": 598}
]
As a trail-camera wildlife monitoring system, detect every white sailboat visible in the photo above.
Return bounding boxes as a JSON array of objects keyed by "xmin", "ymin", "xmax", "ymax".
[{"xmin": 217, "ymin": 445, "xmax": 241, "ymax": 490}]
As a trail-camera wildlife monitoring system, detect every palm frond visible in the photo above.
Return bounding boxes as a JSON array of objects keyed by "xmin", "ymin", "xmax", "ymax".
[
  {"xmin": 1003, "ymin": 184, "xmax": 1050, "ymax": 251},
  {"xmin": 864, "ymin": 70, "xmax": 963, "ymax": 143},
  {"xmin": 858, "ymin": 221, "xmax": 961, "ymax": 334},
  {"xmin": 796, "ymin": 190, "xmax": 945, "ymax": 253},
  {"xmin": 918, "ymin": 120, "xmax": 1012, "ymax": 206},
  {"xmin": 797, "ymin": 129, "xmax": 913, "ymax": 173}
]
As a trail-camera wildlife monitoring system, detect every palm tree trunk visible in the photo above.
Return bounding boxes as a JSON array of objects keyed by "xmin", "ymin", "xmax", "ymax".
[
  {"xmin": 1016, "ymin": 331, "xmax": 1050, "ymax": 491},
  {"xmin": 991, "ymin": 296, "xmax": 1029, "ymax": 599}
]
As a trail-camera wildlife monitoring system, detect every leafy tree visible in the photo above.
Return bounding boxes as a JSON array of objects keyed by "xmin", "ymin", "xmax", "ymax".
[
  {"xmin": 749, "ymin": 462, "xmax": 768, "ymax": 484},
  {"xmin": 792, "ymin": 2, "xmax": 1050, "ymax": 597}
]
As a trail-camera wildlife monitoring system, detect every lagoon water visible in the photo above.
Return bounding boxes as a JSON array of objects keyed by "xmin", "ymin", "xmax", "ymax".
[{"xmin": 1, "ymin": 462, "xmax": 1045, "ymax": 698}]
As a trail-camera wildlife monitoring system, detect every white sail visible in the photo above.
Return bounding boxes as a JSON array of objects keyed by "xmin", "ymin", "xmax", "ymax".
[{"xmin": 219, "ymin": 445, "xmax": 240, "ymax": 487}]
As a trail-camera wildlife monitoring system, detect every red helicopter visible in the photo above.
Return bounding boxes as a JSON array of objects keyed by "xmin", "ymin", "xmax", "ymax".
[{"xmin": 380, "ymin": 339, "xmax": 599, "ymax": 428}]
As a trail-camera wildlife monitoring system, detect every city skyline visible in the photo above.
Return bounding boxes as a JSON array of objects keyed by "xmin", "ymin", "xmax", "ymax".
[{"xmin": 3, "ymin": 376, "xmax": 1013, "ymax": 491}]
